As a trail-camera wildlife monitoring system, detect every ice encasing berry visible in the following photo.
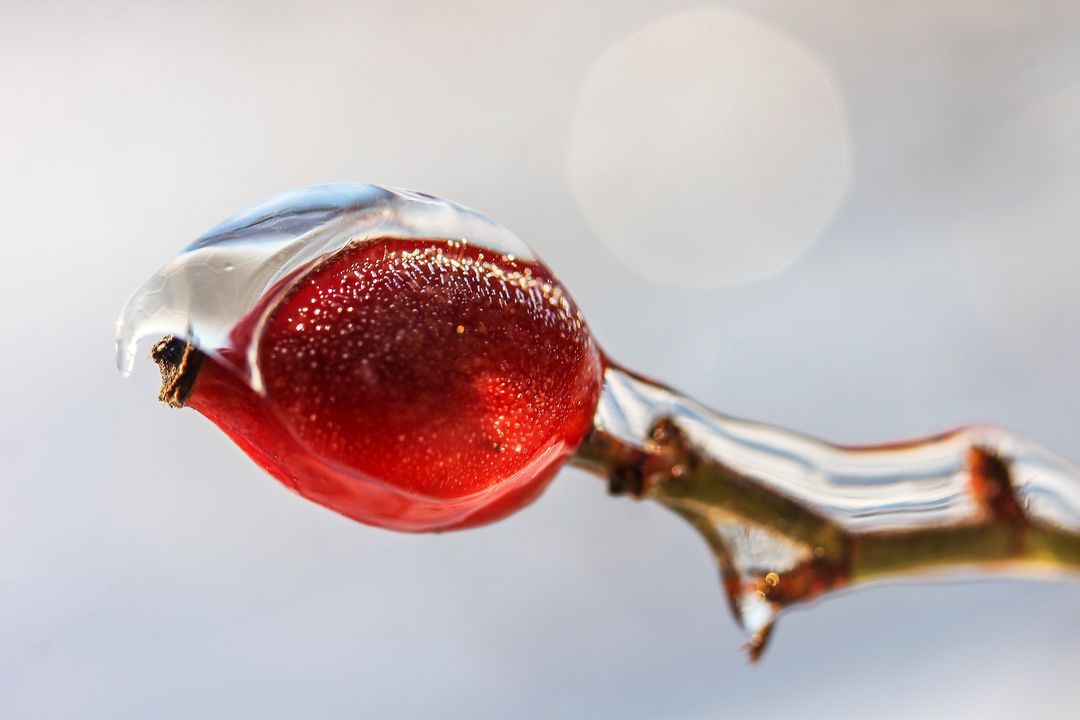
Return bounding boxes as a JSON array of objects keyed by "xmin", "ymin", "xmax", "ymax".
[
  {"xmin": 119, "ymin": 185, "xmax": 603, "ymax": 532},
  {"xmin": 190, "ymin": 238, "xmax": 601, "ymax": 530}
]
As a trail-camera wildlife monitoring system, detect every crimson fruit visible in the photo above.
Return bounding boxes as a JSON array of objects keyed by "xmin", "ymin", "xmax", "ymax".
[{"xmin": 122, "ymin": 185, "xmax": 605, "ymax": 531}]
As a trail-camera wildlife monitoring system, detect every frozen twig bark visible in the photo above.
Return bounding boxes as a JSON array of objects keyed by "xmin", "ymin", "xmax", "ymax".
[{"xmin": 572, "ymin": 366, "xmax": 1080, "ymax": 660}]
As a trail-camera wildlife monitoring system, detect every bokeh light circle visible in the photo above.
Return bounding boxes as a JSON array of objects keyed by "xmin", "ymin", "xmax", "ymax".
[{"xmin": 568, "ymin": 8, "xmax": 852, "ymax": 287}]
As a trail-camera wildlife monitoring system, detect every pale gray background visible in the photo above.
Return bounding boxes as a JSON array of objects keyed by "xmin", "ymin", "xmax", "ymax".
[{"xmin": 3, "ymin": 1, "xmax": 1080, "ymax": 717}]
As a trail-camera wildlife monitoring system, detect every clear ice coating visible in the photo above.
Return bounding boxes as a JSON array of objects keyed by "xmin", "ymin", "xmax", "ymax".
[
  {"xmin": 117, "ymin": 182, "xmax": 1080, "ymax": 660},
  {"xmin": 114, "ymin": 183, "xmax": 535, "ymax": 391},
  {"xmin": 580, "ymin": 365, "xmax": 1080, "ymax": 656},
  {"xmin": 595, "ymin": 367, "xmax": 1080, "ymax": 534}
]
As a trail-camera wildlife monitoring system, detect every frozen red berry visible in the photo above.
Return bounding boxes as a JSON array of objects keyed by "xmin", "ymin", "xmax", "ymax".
[{"xmin": 151, "ymin": 235, "xmax": 603, "ymax": 531}]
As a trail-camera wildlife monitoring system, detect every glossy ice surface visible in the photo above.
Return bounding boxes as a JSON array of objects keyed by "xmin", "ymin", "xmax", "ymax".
[
  {"xmin": 115, "ymin": 184, "xmax": 536, "ymax": 389},
  {"xmin": 597, "ymin": 367, "xmax": 1080, "ymax": 534},
  {"xmin": 116, "ymin": 184, "xmax": 602, "ymax": 531},
  {"xmin": 588, "ymin": 365, "xmax": 1080, "ymax": 650}
]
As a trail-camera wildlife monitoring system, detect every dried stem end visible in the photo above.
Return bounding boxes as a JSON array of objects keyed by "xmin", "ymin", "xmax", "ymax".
[{"xmin": 151, "ymin": 336, "xmax": 204, "ymax": 408}]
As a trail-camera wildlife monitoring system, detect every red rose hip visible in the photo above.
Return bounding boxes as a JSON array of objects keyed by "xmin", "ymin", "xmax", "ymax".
[{"xmin": 120, "ymin": 185, "xmax": 604, "ymax": 531}]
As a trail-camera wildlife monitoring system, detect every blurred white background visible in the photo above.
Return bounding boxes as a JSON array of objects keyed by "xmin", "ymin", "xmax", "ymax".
[{"xmin": 3, "ymin": 1, "xmax": 1080, "ymax": 717}]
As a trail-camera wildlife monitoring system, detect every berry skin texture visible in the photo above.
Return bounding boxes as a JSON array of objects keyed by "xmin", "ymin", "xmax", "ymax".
[{"xmin": 180, "ymin": 238, "xmax": 604, "ymax": 532}]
